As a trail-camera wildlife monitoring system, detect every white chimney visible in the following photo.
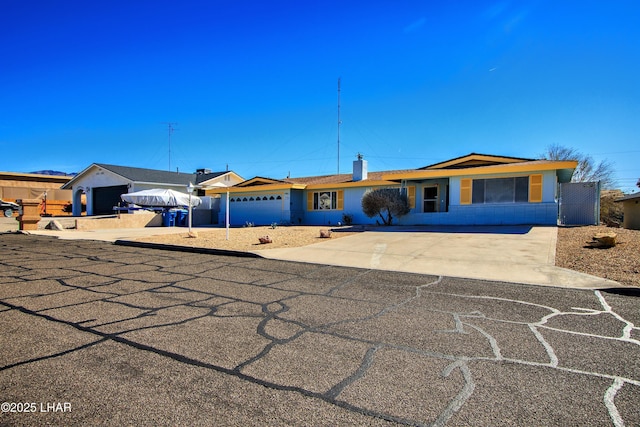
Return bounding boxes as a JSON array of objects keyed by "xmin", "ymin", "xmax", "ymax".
[{"xmin": 353, "ymin": 153, "xmax": 368, "ymax": 181}]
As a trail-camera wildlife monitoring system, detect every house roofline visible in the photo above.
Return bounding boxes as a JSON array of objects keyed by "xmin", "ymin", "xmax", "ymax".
[
  {"xmin": 384, "ymin": 160, "xmax": 578, "ymax": 181},
  {"xmin": 305, "ymin": 180, "xmax": 397, "ymax": 190},
  {"xmin": 420, "ymin": 153, "xmax": 535, "ymax": 170}
]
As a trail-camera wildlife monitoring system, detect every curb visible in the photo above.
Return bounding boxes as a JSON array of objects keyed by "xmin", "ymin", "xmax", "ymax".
[{"xmin": 113, "ymin": 239, "xmax": 262, "ymax": 258}]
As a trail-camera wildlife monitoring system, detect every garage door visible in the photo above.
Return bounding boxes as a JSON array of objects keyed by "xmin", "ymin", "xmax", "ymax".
[
  {"xmin": 93, "ymin": 185, "xmax": 128, "ymax": 215},
  {"xmin": 229, "ymin": 194, "xmax": 285, "ymax": 225}
]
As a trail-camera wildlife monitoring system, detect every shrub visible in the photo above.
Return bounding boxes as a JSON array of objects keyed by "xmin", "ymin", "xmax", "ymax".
[
  {"xmin": 341, "ymin": 213, "xmax": 353, "ymax": 226},
  {"xmin": 361, "ymin": 188, "xmax": 410, "ymax": 226},
  {"xmin": 600, "ymin": 190, "xmax": 624, "ymax": 226}
]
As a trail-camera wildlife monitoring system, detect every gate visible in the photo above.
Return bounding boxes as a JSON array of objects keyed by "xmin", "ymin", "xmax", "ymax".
[{"xmin": 558, "ymin": 182, "xmax": 600, "ymax": 225}]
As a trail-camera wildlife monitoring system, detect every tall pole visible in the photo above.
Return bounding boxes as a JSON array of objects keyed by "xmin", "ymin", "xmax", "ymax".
[
  {"xmin": 162, "ymin": 122, "xmax": 177, "ymax": 171},
  {"xmin": 337, "ymin": 78, "xmax": 341, "ymax": 174},
  {"xmin": 225, "ymin": 190, "xmax": 230, "ymax": 240},
  {"xmin": 187, "ymin": 182, "xmax": 194, "ymax": 234}
]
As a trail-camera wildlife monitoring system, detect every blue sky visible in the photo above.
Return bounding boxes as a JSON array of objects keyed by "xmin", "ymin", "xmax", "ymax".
[{"xmin": 1, "ymin": 1, "xmax": 639, "ymax": 192}]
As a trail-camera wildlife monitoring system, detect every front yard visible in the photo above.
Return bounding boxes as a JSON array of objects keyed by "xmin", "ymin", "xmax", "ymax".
[{"xmin": 555, "ymin": 225, "xmax": 640, "ymax": 287}]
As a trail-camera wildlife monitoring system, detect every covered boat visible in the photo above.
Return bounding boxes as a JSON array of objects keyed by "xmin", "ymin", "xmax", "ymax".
[{"xmin": 120, "ymin": 189, "xmax": 201, "ymax": 207}]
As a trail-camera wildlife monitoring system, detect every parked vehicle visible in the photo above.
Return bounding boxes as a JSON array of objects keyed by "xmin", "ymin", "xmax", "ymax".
[{"xmin": 1, "ymin": 199, "xmax": 20, "ymax": 217}]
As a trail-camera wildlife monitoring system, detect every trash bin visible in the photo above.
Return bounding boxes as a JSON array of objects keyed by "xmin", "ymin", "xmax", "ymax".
[
  {"xmin": 175, "ymin": 209, "xmax": 188, "ymax": 227},
  {"xmin": 162, "ymin": 210, "xmax": 176, "ymax": 227}
]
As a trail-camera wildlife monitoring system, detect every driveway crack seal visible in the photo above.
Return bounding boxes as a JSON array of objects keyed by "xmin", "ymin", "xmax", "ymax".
[{"xmin": 0, "ymin": 300, "xmax": 420, "ymax": 426}]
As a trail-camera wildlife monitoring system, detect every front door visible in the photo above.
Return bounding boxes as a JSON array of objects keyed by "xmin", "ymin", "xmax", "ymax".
[{"xmin": 423, "ymin": 185, "xmax": 438, "ymax": 212}]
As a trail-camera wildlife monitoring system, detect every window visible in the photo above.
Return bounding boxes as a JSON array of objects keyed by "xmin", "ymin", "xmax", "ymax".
[
  {"xmin": 307, "ymin": 190, "xmax": 344, "ymax": 210},
  {"xmin": 471, "ymin": 177, "xmax": 529, "ymax": 204}
]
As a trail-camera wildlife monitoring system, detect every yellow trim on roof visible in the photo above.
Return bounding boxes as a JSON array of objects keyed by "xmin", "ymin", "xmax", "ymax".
[
  {"xmin": 205, "ymin": 183, "xmax": 306, "ymax": 195},
  {"xmin": 237, "ymin": 177, "xmax": 284, "ymax": 187},
  {"xmin": 305, "ymin": 180, "xmax": 396, "ymax": 190},
  {"xmin": 426, "ymin": 154, "xmax": 529, "ymax": 169},
  {"xmin": 383, "ymin": 161, "xmax": 578, "ymax": 181}
]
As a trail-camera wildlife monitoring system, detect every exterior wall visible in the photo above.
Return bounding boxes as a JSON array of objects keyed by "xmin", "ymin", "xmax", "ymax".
[
  {"xmin": 220, "ymin": 191, "xmax": 291, "ymax": 226},
  {"xmin": 75, "ymin": 212, "xmax": 162, "ymax": 230},
  {"xmin": 199, "ymin": 173, "xmax": 244, "ymax": 190},
  {"xmin": 217, "ymin": 170, "xmax": 563, "ymax": 227},
  {"xmin": 304, "ymin": 186, "xmax": 391, "ymax": 226},
  {"xmin": 399, "ymin": 170, "xmax": 560, "ymax": 226},
  {"xmin": 67, "ymin": 166, "xmax": 130, "ymax": 216},
  {"xmin": 131, "ymin": 183, "xmax": 187, "ymax": 192},
  {"xmin": 622, "ymin": 199, "xmax": 640, "ymax": 230}
]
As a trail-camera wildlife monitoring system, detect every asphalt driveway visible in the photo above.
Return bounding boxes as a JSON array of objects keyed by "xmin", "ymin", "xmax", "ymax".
[{"xmin": 1, "ymin": 233, "xmax": 639, "ymax": 426}]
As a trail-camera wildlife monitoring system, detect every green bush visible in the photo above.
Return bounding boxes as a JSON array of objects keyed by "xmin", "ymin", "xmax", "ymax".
[{"xmin": 361, "ymin": 188, "xmax": 410, "ymax": 226}]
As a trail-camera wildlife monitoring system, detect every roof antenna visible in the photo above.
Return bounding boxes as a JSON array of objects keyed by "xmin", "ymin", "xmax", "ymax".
[
  {"xmin": 161, "ymin": 122, "xmax": 177, "ymax": 171},
  {"xmin": 337, "ymin": 77, "xmax": 341, "ymax": 174}
]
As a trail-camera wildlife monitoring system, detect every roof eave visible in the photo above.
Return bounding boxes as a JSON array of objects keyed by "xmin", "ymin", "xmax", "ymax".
[{"xmin": 384, "ymin": 161, "xmax": 578, "ymax": 181}]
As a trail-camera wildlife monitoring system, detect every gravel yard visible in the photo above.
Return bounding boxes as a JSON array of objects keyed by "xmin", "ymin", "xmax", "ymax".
[
  {"xmin": 138, "ymin": 226, "xmax": 359, "ymax": 251},
  {"xmin": 139, "ymin": 224, "xmax": 639, "ymax": 287},
  {"xmin": 555, "ymin": 225, "xmax": 640, "ymax": 287}
]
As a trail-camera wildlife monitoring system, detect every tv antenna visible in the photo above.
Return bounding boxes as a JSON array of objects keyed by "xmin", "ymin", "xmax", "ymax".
[
  {"xmin": 161, "ymin": 122, "xmax": 178, "ymax": 171},
  {"xmin": 337, "ymin": 77, "xmax": 341, "ymax": 174}
]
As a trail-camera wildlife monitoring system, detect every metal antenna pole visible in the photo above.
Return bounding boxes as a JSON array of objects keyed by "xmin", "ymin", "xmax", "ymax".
[
  {"xmin": 162, "ymin": 122, "xmax": 177, "ymax": 171},
  {"xmin": 337, "ymin": 78, "xmax": 341, "ymax": 175}
]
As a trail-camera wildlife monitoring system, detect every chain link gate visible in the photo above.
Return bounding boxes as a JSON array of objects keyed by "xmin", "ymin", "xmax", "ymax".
[{"xmin": 558, "ymin": 181, "xmax": 600, "ymax": 225}]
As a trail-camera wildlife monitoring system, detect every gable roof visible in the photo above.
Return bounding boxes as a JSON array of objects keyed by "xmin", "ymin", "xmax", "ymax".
[
  {"xmin": 237, "ymin": 177, "xmax": 288, "ymax": 187},
  {"xmin": 205, "ymin": 169, "xmax": 414, "ymax": 194},
  {"xmin": 204, "ymin": 152, "xmax": 578, "ymax": 195},
  {"xmin": 62, "ymin": 163, "xmax": 233, "ymax": 189},
  {"xmin": 420, "ymin": 153, "xmax": 534, "ymax": 170},
  {"xmin": 96, "ymin": 164, "xmax": 198, "ymax": 185},
  {"xmin": 384, "ymin": 159, "xmax": 578, "ymax": 182}
]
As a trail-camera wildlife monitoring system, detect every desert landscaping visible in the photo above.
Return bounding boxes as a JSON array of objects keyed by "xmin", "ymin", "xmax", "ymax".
[
  {"xmin": 138, "ymin": 224, "xmax": 639, "ymax": 288},
  {"xmin": 555, "ymin": 225, "xmax": 639, "ymax": 287},
  {"xmin": 138, "ymin": 225, "xmax": 359, "ymax": 251}
]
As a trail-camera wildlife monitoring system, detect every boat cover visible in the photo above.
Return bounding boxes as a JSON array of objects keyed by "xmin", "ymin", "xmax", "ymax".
[{"xmin": 121, "ymin": 188, "xmax": 201, "ymax": 207}]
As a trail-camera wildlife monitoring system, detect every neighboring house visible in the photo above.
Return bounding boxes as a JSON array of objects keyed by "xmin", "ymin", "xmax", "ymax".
[
  {"xmin": 207, "ymin": 153, "xmax": 577, "ymax": 226},
  {"xmin": 0, "ymin": 171, "xmax": 74, "ymax": 216},
  {"xmin": 615, "ymin": 192, "xmax": 640, "ymax": 230},
  {"xmin": 61, "ymin": 163, "xmax": 243, "ymax": 216}
]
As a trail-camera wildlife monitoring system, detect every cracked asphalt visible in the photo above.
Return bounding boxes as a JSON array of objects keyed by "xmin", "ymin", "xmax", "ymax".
[{"xmin": 1, "ymin": 233, "xmax": 639, "ymax": 426}]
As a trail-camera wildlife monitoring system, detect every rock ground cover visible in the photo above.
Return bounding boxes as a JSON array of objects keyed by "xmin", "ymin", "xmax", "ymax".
[{"xmin": 556, "ymin": 226, "xmax": 639, "ymax": 287}]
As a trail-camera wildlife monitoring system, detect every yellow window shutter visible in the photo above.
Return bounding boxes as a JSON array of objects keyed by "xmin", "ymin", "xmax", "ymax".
[
  {"xmin": 460, "ymin": 179, "xmax": 472, "ymax": 205},
  {"xmin": 408, "ymin": 186, "xmax": 416, "ymax": 208},
  {"xmin": 529, "ymin": 174, "xmax": 542, "ymax": 203},
  {"xmin": 307, "ymin": 192, "xmax": 314, "ymax": 210},
  {"xmin": 337, "ymin": 190, "xmax": 344, "ymax": 210}
]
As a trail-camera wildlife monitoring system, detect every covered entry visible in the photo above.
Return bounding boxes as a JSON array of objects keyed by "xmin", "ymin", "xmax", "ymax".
[{"xmin": 422, "ymin": 179, "xmax": 449, "ymax": 213}]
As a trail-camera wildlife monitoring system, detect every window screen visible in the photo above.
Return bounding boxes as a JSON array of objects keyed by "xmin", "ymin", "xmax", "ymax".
[{"xmin": 471, "ymin": 177, "xmax": 529, "ymax": 204}]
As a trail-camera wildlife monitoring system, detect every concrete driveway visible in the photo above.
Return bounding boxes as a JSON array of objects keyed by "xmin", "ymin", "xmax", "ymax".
[
  {"xmin": 1, "ymin": 234, "xmax": 639, "ymax": 426},
  {"xmin": 256, "ymin": 226, "xmax": 618, "ymax": 289}
]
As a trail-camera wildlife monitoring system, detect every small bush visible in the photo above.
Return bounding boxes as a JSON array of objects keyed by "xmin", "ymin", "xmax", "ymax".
[
  {"xmin": 600, "ymin": 190, "xmax": 624, "ymax": 226},
  {"xmin": 361, "ymin": 188, "xmax": 410, "ymax": 226},
  {"xmin": 341, "ymin": 213, "xmax": 353, "ymax": 226}
]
